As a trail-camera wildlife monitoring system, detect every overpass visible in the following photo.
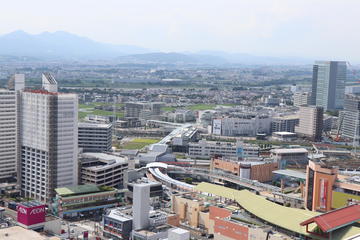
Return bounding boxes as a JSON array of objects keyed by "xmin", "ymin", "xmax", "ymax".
[{"xmin": 146, "ymin": 162, "xmax": 280, "ymax": 193}]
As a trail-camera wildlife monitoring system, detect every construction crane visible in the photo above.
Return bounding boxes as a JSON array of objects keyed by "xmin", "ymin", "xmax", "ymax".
[{"xmin": 334, "ymin": 113, "xmax": 344, "ymax": 142}]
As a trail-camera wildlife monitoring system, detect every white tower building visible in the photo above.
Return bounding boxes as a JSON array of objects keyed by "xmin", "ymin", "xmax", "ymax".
[{"xmin": 19, "ymin": 75, "xmax": 78, "ymax": 202}]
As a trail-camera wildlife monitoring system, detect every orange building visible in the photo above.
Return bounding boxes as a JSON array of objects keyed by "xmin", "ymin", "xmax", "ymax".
[
  {"xmin": 209, "ymin": 206, "xmax": 248, "ymax": 240},
  {"xmin": 304, "ymin": 161, "xmax": 337, "ymax": 212},
  {"xmin": 211, "ymin": 157, "xmax": 277, "ymax": 182}
]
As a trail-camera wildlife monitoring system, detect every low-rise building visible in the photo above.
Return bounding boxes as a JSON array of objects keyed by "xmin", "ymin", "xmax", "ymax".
[
  {"xmin": 78, "ymin": 122, "xmax": 112, "ymax": 152},
  {"xmin": 271, "ymin": 115, "xmax": 299, "ymax": 133},
  {"xmin": 210, "ymin": 157, "xmax": 277, "ymax": 182},
  {"xmin": 293, "ymin": 92, "xmax": 311, "ymax": 107},
  {"xmin": 52, "ymin": 184, "xmax": 125, "ymax": 219},
  {"xmin": 270, "ymin": 148, "xmax": 308, "ymax": 169},
  {"xmin": 102, "ymin": 208, "xmax": 133, "ymax": 240},
  {"xmin": 212, "ymin": 115, "xmax": 272, "ymax": 137},
  {"xmin": 188, "ymin": 140, "xmax": 259, "ymax": 159},
  {"xmin": 271, "ymin": 132, "xmax": 297, "ymax": 142},
  {"xmin": 80, "ymin": 152, "xmax": 128, "ymax": 188}
]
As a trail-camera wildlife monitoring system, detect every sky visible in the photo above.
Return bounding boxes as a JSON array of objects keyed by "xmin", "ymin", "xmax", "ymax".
[{"xmin": 0, "ymin": 0, "xmax": 360, "ymax": 61}]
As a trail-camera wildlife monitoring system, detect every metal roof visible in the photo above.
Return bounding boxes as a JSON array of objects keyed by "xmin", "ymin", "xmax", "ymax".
[
  {"xmin": 195, "ymin": 182, "xmax": 319, "ymax": 236},
  {"xmin": 301, "ymin": 205, "xmax": 360, "ymax": 233},
  {"xmin": 272, "ymin": 169, "xmax": 306, "ymax": 179},
  {"xmin": 195, "ymin": 182, "xmax": 360, "ymax": 239}
]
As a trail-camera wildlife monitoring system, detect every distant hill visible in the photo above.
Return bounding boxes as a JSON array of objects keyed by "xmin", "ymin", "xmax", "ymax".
[
  {"xmin": 0, "ymin": 30, "xmax": 313, "ymax": 65},
  {"xmin": 0, "ymin": 30, "xmax": 148, "ymax": 59},
  {"xmin": 116, "ymin": 52, "xmax": 228, "ymax": 65},
  {"xmin": 197, "ymin": 50, "xmax": 313, "ymax": 65}
]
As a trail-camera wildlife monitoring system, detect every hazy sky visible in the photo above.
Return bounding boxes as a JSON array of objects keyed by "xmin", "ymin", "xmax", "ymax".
[{"xmin": 1, "ymin": 0, "xmax": 360, "ymax": 61}]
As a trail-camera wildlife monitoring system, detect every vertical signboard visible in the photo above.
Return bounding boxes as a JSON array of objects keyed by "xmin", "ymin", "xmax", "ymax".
[
  {"xmin": 319, "ymin": 178, "xmax": 328, "ymax": 210},
  {"xmin": 212, "ymin": 119, "xmax": 222, "ymax": 135}
]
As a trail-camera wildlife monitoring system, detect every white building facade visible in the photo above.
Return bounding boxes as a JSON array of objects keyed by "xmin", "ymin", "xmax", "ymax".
[
  {"xmin": 0, "ymin": 90, "xmax": 18, "ymax": 181},
  {"xmin": 20, "ymin": 89, "xmax": 78, "ymax": 202}
]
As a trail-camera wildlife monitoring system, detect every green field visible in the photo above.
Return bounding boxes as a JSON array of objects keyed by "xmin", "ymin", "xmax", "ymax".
[
  {"xmin": 121, "ymin": 138, "xmax": 160, "ymax": 150},
  {"xmin": 78, "ymin": 102, "xmax": 124, "ymax": 120}
]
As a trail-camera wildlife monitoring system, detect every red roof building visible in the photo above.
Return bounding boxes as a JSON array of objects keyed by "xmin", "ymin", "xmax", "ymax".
[{"xmin": 300, "ymin": 204, "xmax": 360, "ymax": 237}]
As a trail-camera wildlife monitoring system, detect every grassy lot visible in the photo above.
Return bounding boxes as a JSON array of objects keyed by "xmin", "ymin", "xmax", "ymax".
[
  {"xmin": 187, "ymin": 104, "xmax": 217, "ymax": 110},
  {"xmin": 78, "ymin": 102, "xmax": 124, "ymax": 120},
  {"xmin": 121, "ymin": 138, "xmax": 160, "ymax": 150},
  {"xmin": 162, "ymin": 104, "xmax": 237, "ymax": 112},
  {"xmin": 162, "ymin": 106, "xmax": 177, "ymax": 112}
]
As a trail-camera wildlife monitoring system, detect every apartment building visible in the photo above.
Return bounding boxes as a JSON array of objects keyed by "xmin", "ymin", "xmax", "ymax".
[
  {"xmin": 78, "ymin": 122, "xmax": 112, "ymax": 152},
  {"xmin": 295, "ymin": 105, "xmax": 323, "ymax": 141},
  {"xmin": 271, "ymin": 115, "xmax": 299, "ymax": 133}
]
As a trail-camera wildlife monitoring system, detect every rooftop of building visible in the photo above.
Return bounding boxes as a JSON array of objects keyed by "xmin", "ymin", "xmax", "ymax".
[
  {"xmin": 0, "ymin": 226, "xmax": 60, "ymax": 240},
  {"xmin": 272, "ymin": 169, "xmax": 306, "ymax": 179},
  {"xmin": 55, "ymin": 184, "xmax": 104, "ymax": 197},
  {"xmin": 271, "ymin": 148, "xmax": 308, "ymax": 154},
  {"xmin": 105, "ymin": 208, "xmax": 133, "ymax": 222},
  {"xmin": 81, "ymin": 152, "xmax": 128, "ymax": 169},
  {"xmin": 272, "ymin": 114, "xmax": 299, "ymax": 120},
  {"xmin": 272, "ymin": 131, "xmax": 297, "ymax": 136},
  {"xmin": 78, "ymin": 122, "xmax": 112, "ymax": 128},
  {"xmin": 18, "ymin": 201, "xmax": 44, "ymax": 208}
]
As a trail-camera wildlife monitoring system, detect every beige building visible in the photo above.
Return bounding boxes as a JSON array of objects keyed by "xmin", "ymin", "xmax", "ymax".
[
  {"xmin": 295, "ymin": 105, "xmax": 323, "ymax": 141},
  {"xmin": 171, "ymin": 193, "xmax": 210, "ymax": 230},
  {"xmin": 293, "ymin": 92, "xmax": 311, "ymax": 107}
]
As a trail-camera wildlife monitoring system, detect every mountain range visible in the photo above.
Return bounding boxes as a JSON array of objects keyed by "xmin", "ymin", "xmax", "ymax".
[{"xmin": 0, "ymin": 30, "xmax": 312, "ymax": 65}]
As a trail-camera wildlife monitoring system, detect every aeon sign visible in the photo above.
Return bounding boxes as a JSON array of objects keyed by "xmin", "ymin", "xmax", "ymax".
[{"xmin": 17, "ymin": 203, "xmax": 46, "ymax": 226}]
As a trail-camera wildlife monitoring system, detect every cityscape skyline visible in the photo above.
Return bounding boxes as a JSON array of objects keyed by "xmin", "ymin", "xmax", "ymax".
[{"xmin": 2, "ymin": 1, "xmax": 360, "ymax": 239}]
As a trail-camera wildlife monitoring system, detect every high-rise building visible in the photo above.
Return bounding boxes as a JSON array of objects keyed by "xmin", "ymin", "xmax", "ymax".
[
  {"xmin": 311, "ymin": 61, "xmax": 346, "ymax": 111},
  {"xmin": 132, "ymin": 182, "xmax": 150, "ymax": 230},
  {"xmin": 8, "ymin": 74, "xmax": 25, "ymax": 91},
  {"xmin": 0, "ymin": 74, "xmax": 25, "ymax": 182},
  {"xmin": 310, "ymin": 65, "xmax": 318, "ymax": 105},
  {"xmin": 295, "ymin": 105, "xmax": 324, "ymax": 141},
  {"xmin": 341, "ymin": 94, "xmax": 360, "ymax": 145},
  {"xmin": 0, "ymin": 90, "xmax": 18, "ymax": 181},
  {"xmin": 20, "ymin": 74, "xmax": 78, "ymax": 202}
]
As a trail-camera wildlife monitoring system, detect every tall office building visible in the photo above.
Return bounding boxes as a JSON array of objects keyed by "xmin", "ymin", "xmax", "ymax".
[
  {"xmin": 295, "ymin": 105, "xmax": 324, "ymax": 141},
  {"xmin": 20, "ymin": 73, "xmax": 78, "ymax": 202},
  {"xmin": 341, "ymin": 94, "xmax": 360, "ymax": 145},
  {"xmin": 0, "ymin": 91, "xmax": 18, "ymax": 181},
  {"xmin": 311, "ymin": 61, "xmax": 346, "ymax": 111},
  {"xmin": 132, "ymin": 182, "xmax": 150, "ymax": 230},
  {"xmin": 8, "ymin": 74, "xmax": 25, "ymax": 91},
  {"xmin": 0, "ymin": 74, "xmax": 25, "ymax": 182}
]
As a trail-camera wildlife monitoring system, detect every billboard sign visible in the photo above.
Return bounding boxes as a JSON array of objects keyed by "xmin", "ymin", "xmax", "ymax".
[
  {"xmin": 17, "ymin": 203, "xmax": 46, "ymax": 226},
  {"xmin": 212, "ymin": 119, "xmax": 222, "ymax": 135},
  {"xmin": 319, "ymin": 178, "xmax": 328, "ymax": 210}
]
